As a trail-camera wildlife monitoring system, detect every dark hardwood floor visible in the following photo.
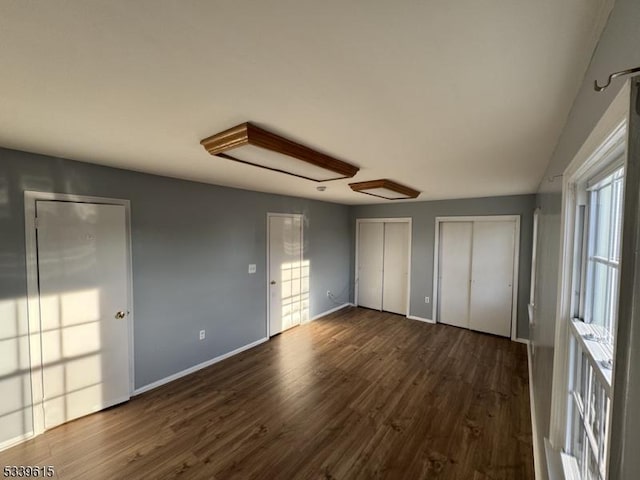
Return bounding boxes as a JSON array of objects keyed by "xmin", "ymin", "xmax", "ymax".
[{"xmin": 0, "ymin": 307, "xmax": 534, "ymax": 479}]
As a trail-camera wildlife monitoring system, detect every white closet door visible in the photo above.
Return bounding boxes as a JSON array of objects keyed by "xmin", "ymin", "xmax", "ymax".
[
  {"xmin": 469, "ymin": 220, "xmax": 516, "ymax": 337},
  {"xmin": 438, "ymin": 222, "xmax": 472, "ymax": 329},
  {"xmin": 382, "ymin": 223, "xmax": 409, "ymax": 315},
  {"xmin": 37, "ymin": 201, "xmax": 130, "ymax": 430},
  {"xmin": 357, "ymin": 222, "xmax": 384, "ymax": 310}
]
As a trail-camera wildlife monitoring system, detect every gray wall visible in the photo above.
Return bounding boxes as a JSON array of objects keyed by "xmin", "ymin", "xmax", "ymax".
[
  {"xmin": 0, "ymin": 147, "xmax": 351, "ymax": 446},
  {"xmin": 531, "ymin": 0, "xmax": 640, "ymax": 478},
  {"xmin": 351, "ymin": 194, "xmax": 536, "ymax": 339}
]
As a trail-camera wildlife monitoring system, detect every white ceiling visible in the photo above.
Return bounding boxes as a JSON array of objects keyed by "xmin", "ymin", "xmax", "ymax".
[{"xmin": 0, "ymin": 1, "xmax": 612, "ymax": 204}]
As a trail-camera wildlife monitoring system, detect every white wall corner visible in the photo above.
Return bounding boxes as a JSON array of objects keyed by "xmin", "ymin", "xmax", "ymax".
[{"xmin": 309, "ymin": 303, "xmax": 353, "ymax": 322}]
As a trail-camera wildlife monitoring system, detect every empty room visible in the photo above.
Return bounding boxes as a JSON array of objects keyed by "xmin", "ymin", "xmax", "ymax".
[{"xmin": 1, "ymin": 1, "xmax": 640, "ymax": 479}]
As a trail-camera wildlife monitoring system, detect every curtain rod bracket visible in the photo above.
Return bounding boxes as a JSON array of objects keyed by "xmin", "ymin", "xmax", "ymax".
[{"xmin": 595, "ymin": 66, "xmax": 640, "ymax": 92}]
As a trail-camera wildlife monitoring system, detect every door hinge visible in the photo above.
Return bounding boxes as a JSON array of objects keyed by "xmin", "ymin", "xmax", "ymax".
[{"xmin": 34, "ymin": 217, "xmax": 39, "ymax": 229}]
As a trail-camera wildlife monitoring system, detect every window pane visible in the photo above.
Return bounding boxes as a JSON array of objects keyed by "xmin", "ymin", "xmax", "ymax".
[
  {"xmin": 594, "ymin": 184, "xmax": 612, "ymax": 258},
  {"xmin": 589, "ymin": 383, "xmax": 604, "ymax": 451},
  {"xmin": 600, "ymin": 396, "xmax": 611, "ymax": 479},
  {"xmin": 590, "ymin": 262, "xmax": 608, "ymax": 327},
  {"xmin": 612, "ymin": 178, "xmax": 623, "ymax": 261},
  {"xmin": 572, "ymin": 402, "xmax": 585, "ymax": 472},
  {"xmin": 587, "ymin": 447, "xmax": 599, "ymax": 480},
  {"xmin": 580, "ymin": 351, "xmax": 590, "ymax": 403},
  {"xmin": 606, "ymin": 267, "xmax": 619, "ymax": 339}
]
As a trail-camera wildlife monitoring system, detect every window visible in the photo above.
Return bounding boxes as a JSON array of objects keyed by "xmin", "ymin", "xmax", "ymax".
[
  {"xmin": 584, "ymin": 169, "xmax": 624, "ymax": 342},
  {"xmin": 565, "ymin": 165, "xmax": 624, "ymax": 479}
]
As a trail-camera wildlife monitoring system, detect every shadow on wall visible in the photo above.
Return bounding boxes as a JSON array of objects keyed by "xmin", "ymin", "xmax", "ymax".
[
  {"xmin": 0, "ymin": 298, "xmax": 33, "ymax": 445},
  {"xmin": 0, "ymin": 288, "xmax": 112, "ymax": 447}
]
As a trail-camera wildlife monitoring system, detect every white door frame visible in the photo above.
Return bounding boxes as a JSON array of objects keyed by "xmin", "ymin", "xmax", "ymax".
[
  {"xmin": 24, "ymin": 191, "xmax": 135, "ymax": 438},
  {"xmin": 354, "ymin": 217, "xmax": 412, "ymax": 316},
  {"xmin": 266, "ymin": 212, "xmax": 304, "ymax": 338},
  {"xmin": 433, "ymin": 215, "xmax": 521, "ymax": 340}
]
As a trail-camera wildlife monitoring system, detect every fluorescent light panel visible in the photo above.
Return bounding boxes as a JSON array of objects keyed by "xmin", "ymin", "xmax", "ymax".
[
  {"xmin": 220, "ymin": 145, "xmax": 343, "ymax": 181},
  {"xmin": 200, "ymin": 122, "xmax": 359, "ymax": 182},
  {"xmin": 349, "ymin": 179, "xmax": 420, "ymax": 200}
]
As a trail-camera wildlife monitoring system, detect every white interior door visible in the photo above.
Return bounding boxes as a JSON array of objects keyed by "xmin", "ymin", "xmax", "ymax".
[
  {"xmin": 357, "ymin": 222, "xmax": 384, "ymax": 310},
  {"xmin": 469, "ymin": 220, "xmax": 516, "ymax": 337},
  {"xmin": 36, "ymin": 201, "xmax": 131, "ymax": 430},
  {"xmin": 438, "ymin": 222, "xmax": 473, "ymax": 329},
  {"xmin": 382, "ymin": 223, "xmax": 409, "ymax": 315},
  {"xmin": 268, "ymin": 214, "xmax": 304, "ymax": 336}
]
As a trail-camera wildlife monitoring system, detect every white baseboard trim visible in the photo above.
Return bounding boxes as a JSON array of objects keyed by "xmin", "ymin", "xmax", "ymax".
[
  {"xmin": 0, "ymin": 432, "xmax": 34, "ymax": 453},
  {"xmin": 407, "ymin": 315, "xmax": 436, "ymax": 324},
  {"xmin": 133, "ymin": 336, "xmax": 269, "ymax": 396},
  {"xmin": 514, "ymin": 337, "xmax": 530, "ymax": 345},
  {"xmin": 308, "ymin": 303, "xmax": 353, "ymax": 322},
  {"xmin": 528, "ymin": 343, "xmax": 544, "ymax": 480}
]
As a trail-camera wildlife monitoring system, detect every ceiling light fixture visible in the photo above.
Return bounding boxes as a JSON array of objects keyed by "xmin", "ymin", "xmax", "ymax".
[
  {"xmin": 349, "ymin": 179, "xmax": 420, "ymax": 200},
  {"xmin": 200, "ymin": 122, "xmax": 359, "ymax": 182}
]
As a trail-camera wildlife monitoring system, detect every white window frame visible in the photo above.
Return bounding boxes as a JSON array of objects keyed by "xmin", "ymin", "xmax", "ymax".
[
  {"xmin": 565, "ymin": 164, "xmax": 623, "ymax": 479},
  {"xmin": 582, "ymin": 168, "xmax": 624, "ymax": 341},
  {"xmin": 548, "ymin": 81, "xmax": 630, "ymax": 479}
]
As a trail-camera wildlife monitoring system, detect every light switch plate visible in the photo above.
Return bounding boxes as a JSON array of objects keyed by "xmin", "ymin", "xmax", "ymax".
[{"xmin": 248, "ymin": 264, "xmax": 256, "ymax": 274}]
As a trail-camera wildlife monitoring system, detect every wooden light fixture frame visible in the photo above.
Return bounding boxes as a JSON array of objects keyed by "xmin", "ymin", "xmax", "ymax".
[
  {"xmin": 349, "ymin": 179, "xmax": 420, "ymax": 200},
  {"xmin": 200, "ymin": 122, "xmax": 359, "ymax": 182}
]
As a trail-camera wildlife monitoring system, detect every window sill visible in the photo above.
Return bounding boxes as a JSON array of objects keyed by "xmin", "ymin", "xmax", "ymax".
[
  {"xmin": 545, "ymin": 438, "xmax": 583, "ymax": 480},
  {"xmin": 561, "ymin": 452, "xmax": 582, "ymax": 480},
  {"xmin": 569, "ymin": 319, "xmax": 613, "ymax": 395}
]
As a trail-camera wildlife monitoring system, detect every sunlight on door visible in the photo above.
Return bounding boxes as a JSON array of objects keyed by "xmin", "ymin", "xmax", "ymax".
[
  {"xmin": 268, "ymin": 214, "xmax": 306, "ymax": 336},
  {"xmin": 280, "ymin": 260, "xmax": 310, "ymax": 330},
  {"xmin": 40, "ymin": 288, "xmax": 104, "ymax": 428}
]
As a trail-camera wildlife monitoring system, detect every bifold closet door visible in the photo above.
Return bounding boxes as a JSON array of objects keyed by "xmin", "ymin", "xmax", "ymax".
[
  {"xmin": 357, "ymin": 222, "xmax": 384, "ymax": 310},
  {"xmin": 382, "ymin": 223, "xmax": 409, "ymax": 315},
  {"xmin": 468, "ymin": 221, "xmax": 516, "ymax": 337},
  {"xmin": 438, "ymin": 222, "xmax": 473, "ymax": 329}
]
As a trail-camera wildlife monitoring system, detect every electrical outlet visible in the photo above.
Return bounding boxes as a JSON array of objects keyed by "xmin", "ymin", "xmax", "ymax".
[
  {"xmin": 425, "ymin": 296, "xmax": 430, "ymax": 304},
  {"xmin": 327, "ymin": 290, "xmax": 331, "ymax": 298},
  {"xmin": 199, "ymin": 330, "xmax": 206, "ymax": 340},
  {"xmin": 248, "ymin": 264, "xmax": 256, "ymax": 274}
]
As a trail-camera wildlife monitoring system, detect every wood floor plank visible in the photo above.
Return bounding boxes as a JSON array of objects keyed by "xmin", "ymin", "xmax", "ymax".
[{"xmin": 0, "ymin": 307, "xmax": 533, "ymax": 479}]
